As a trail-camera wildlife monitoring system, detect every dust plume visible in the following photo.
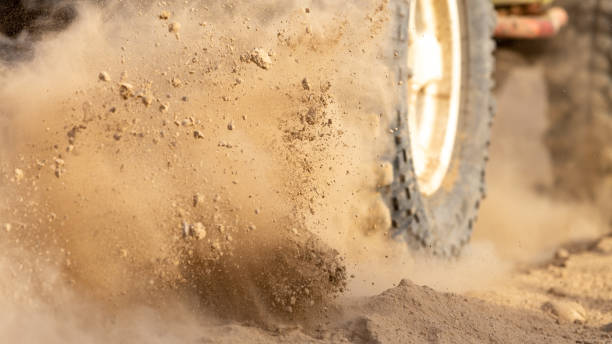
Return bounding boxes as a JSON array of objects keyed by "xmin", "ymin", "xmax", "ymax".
[
  {"xmin": 343, "ymin": 239, "xmax": 511, "ymax": 297},
  {"xmin": 0, "ymin": 0, "xmax": 394, "ymax": 340},
  {"xmin": 473, "ymin": 65, "xmax": 607, "ymax": 264}
]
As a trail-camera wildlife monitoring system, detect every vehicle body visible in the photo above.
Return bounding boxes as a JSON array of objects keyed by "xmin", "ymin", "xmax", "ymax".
[{"xmin": 493, "ymin": 0, "xmax": 568, "ymax": 39}]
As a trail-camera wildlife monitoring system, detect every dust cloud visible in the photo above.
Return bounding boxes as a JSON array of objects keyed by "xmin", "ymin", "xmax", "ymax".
[
  {"xmin": 474, "ymin": 65, "xmax": 607, "ymax": 264},
  {"xmin": 0, "ymin": 0, "xmax": 395, "ymax": 340}
]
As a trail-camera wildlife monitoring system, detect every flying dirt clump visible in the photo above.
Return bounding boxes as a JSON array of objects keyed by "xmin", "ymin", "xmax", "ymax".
[
  {"xmin": 182, "ymin": 231, "xmax": 347, "ymax": 321},
  {"xmin": 249, "ymin": 48, "xmax": 273, "ymax": 70}
]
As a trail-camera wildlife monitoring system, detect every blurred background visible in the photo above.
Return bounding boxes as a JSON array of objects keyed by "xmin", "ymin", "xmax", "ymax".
[{"xmin": 474, "ymin": 0, "xmax": 612, "ymax": 263}]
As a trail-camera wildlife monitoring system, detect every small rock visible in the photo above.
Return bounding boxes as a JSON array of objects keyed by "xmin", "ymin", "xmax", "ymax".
[
  {"xmin": 171, "ymin": 77, "xmax": 182, "ymax": 88},
  {"xmin": 250, "ymin": 48, "xmax": 272, "ymax": 70},
  {"xmin": 602, "ymin": 322, "xmax": 612, "ymax": 332},
  {"xmin": 227, "ymin": 121, "xmax": 235, "ymax": 131},
  {"xmin": 139, "ymin": 94, "xmax": 153, "ymax": 106},
  {"xmin": 595, "ymin": 237, "xmax": 612, "ymax": 254},
  {"xmin": 191, "ymin": 222, "xmax": 207, "ymax": 240},
  {"xmin": 98, "ymin": 71, "xmax": 111, "ymax": 82},
  {"xmin": 3, "ymin": 223, "xmax": 11, "ymax": 233},
  {"xmin": 547, "ymin": 287, "xmax": 566, "ymax": 298},
  {"xmin": 193, "ymin": 130, "xmax": 204, "ymax": 139},
  {"xmin": 377, "ymin": 162, "xmax": 394, "ymax": 187},
  {"xmin": 248, "ymin": 224, "xmax": 256, "ymax": 231},
  {"xmin": 543, "ymin": 300, "xmax": 587, "ymax": 324},
  {"xmin": 159, "ymin": 11, "xmax": 171, "ymax": 20},
  {"xmin": 555, "ymin": 248, "xmax": 570, "ymax": 260},
  {"xmin": 321, "ymin": 80, "xmax": 332, "ymax": 93},
  {"xmin": 369, "ymin": 198, "xmax": 392, "ymax": 232},
  {"xmin": 119, "ymin": 83, "xmax": 134, "ymax": 99},
  {"xmin": 168, "ymin": 22, "xmax": 181, "ymax": 33},
  {"xmin": 302, "ymin": 78, "xmax": 310, "ymax": 90},
  {"xmin": 14, "ymin": 168, "xmax": 24, "ymax": 182},
  {"xmin": 159, "ymin": 103, "xmax": 169, "ymax": 112},
  {"xmin": 193, "ymin": 193, "xmax": 203, "ymax": 207},
  {"xmin": 182, "ymin": 221, "xmax": 191, "ymax": 237}
]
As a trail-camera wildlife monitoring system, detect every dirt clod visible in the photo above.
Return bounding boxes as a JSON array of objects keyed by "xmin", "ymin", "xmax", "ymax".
[
  {"xmin": 98, "ymin": 71, "xmax": 111, "ymax": 82},
  {"xmin": 250, "ymin": 48, "xmax": 272, "ymax": 70},
  {"xmin": 139, "ymin": 94, "xmax": 153, "ymax": 106},
  {"xmin": 192, "ymin": 222, "xmax": 207, "ymax": 240},
  {"xmin": 14, "ymin": 168, "xmax": 24, "ymax": 182},
  {"xmin": 555, "ymin": 248, "xmax": 570, "ymax": 260},
  {"xmin": 543, "ymin": 300, "xmax": 587, "ymax": 324},
  {"xmin": 595, "ymin": 237, "xmax": 612, "ymax": 254},
  {"xmin": 193, "ymin": 194, "xmax": 203, "ymax": 207},
  {"xmin": 171, "ymin": 77, "xmax": 182, "ymax": 88},
  {"xmin": 119, "ymin": 83, "xmax": 134, "ymax": 99},
  {"xmin": 168, "ymin": 22, "xmax": 181, "ymax": 33},
  {"xmin": 376, "ymin": 162, "xmax": 393, "ymax": 187}
]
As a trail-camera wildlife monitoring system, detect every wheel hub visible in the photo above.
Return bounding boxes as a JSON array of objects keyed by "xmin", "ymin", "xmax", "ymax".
[{"xmin": 407, "ymin": 0, "xmax": 463, "ymax": 196}]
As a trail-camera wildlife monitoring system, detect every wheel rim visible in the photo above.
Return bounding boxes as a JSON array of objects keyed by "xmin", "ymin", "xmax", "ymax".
[{"xmin": 407, "ymin": 0, "xmax": 462, "ymax": 196}]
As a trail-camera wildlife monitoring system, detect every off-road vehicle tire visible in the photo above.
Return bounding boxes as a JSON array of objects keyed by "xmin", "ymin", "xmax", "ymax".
[{"xmin": 384, "ymin": 0, "xmax": 496, "ymax": 255}]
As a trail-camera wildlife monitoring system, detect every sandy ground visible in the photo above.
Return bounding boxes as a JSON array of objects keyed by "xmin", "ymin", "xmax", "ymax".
[{"xmin": 1, "ymin": 2, "xmax": 612, "ymax": 343}]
